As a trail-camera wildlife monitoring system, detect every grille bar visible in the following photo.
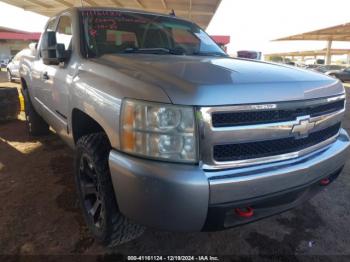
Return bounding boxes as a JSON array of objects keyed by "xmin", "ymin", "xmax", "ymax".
[
  {"xmin": 213, "ymin": 123, "xmax": 341, "ymax": 162},
  {"xmin": 212, "ymin": 100, "xmax": 345, "ymax": 127}
]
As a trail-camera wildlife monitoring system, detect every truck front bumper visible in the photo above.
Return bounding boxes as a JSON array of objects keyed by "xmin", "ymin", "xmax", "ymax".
[{"xmin": 109, "ymin": 129, "xmax": 350, "ymax": 232}]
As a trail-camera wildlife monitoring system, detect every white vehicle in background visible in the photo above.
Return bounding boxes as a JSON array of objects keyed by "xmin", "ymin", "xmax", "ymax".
[{"xmin": 7, "ymin": 49, "xmax": 32, "ymax": 82}]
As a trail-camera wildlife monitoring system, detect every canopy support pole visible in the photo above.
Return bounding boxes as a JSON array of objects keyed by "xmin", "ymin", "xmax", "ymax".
[{"xmin": 325, "ymin": 40, "xmax": 332, "ymax": 65}]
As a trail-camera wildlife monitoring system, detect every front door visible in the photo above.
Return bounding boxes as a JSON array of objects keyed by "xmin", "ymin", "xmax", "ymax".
[
  {"xmin": 48, "ymin": 14, "xmax": 74, "ymax": 137},
  {"xmin": 31, "ymin": 17, "xmax": 57, "ymax": 116}
]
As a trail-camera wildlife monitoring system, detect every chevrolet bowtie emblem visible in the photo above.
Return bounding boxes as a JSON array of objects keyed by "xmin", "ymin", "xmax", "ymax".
[{"xmin": 291, "ymin": 116, "xmax": 315, "ymax": 139}]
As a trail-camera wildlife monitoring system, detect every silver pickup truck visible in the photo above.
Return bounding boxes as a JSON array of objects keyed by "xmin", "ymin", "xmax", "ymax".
[{"xmin": 20, "ymin": 7, "xmax": 349, "ymax": 247}]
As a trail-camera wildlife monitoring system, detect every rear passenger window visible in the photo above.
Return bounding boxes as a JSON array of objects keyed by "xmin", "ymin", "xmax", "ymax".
[{"xmin": 56, "ymin": 16, "xmax": 73, "ymax": 50}]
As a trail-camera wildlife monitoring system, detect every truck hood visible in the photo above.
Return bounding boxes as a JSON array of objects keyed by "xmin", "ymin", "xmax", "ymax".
[{"xmin": 94, "ymin": 54, "xmax": 343, "ymax": 106}]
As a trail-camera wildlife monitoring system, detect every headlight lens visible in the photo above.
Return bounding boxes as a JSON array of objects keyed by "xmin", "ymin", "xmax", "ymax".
[{"xmin": 120, "ymin": 99, "xmax": 198, "ymax": 163}]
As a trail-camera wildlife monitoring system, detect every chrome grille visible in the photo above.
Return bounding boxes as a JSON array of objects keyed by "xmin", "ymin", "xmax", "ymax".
[
  {"xmin": 199, "ymin": 94, "xmax": 346, "ymax": 170},
  {"xmin": 213, "ymin": 123, "xmax": 341, "ymax": 162},
  {"xmin": 212, "ymin": 100, "xmax": 345, "ymax": 127}
]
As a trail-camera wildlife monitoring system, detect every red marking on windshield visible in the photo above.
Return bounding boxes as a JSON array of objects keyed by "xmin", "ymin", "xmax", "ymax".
[
  {"xmin": 82, "ymin": 10, "xmax": 123, "ymax": 17},
  {"xmin": 89, "ymin": 29, "xmax": 97, "ymax": 37},
  {"xmin": 92, "ymin": 18, "xmax": 118, "ymax": 30}
]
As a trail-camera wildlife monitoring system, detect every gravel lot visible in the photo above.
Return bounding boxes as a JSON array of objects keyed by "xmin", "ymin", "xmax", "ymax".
[{"xmin": 0, "ymin": 70, "xmax": 350, "ymax": 260}]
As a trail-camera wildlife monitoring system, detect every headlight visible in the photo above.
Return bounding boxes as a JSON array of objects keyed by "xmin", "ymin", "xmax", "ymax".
[{"xmin": 120, "ymin": 99, "xmax": 198, "ymax": 163}]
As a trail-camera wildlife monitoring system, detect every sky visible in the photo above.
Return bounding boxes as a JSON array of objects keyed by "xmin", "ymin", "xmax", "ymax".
[
  {"xmin": 207, "ymin": 0, "xmax": 350, "ymax": 55},
  {"xmin": 1, "ymin": 0, "xmax": 350, "ymax": 57}
]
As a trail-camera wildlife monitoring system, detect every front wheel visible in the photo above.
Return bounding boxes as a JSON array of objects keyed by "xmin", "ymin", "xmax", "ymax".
[{"xmin": 75, "ymin": 133, "xmax": 144, "ymax": 247}]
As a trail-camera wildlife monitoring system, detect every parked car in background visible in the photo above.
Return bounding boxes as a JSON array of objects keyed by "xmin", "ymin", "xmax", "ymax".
[
  {"xmin": 285, "ymin": 61, "xmax": 295, "ymax": 66},
  {"xmin": 304, "ymin": 64, "xmax": 321, "ymax": 70},
  {"xmin": 7, "ymin": 49, "xmax": 32, "ymax": 82},
  {"xmin": 0, "ymin": 59, "xmax": 9, "ymax": 69},
  {"xmin": 237, "ymin": 50, "xmax": 262, "ymax": 60},
  {"xmin": 314, "ymin": 65, "xmax": 345, "ymax": 74},
  {"xmin": 326, "ymin": 67, "xmax": 350, "ymax": 82},
  {"xmin": 315, "ymin": 59, "xmax": 325, "ymax": 65}
]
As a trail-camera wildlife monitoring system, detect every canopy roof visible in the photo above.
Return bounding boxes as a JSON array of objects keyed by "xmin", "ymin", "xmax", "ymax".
[
  {"xmin": 266, "ymin": 48, "xmax": 350, "ymax": 57},
  {"xmin": 0, "ymin": 0, "xmax": 221, "ymax": 28},
  {"xmin": 273, "ymin": 22, "xmax": 350, "ymax": 41}
]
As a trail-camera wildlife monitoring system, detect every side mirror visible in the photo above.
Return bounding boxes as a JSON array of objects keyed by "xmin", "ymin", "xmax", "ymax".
[
  {"xmin": 56, "ymin": 43, "xmax": 67, "ymax": 63},
  {"xmin": 41, "ymin": 31, "xmax": 69, "ymax": 65},
  {"xmin": 41, "ymin": 31, "xmax": 58, "ymax": 65}
]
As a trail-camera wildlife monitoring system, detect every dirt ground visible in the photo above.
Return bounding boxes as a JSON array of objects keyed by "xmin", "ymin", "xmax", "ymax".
[{"xmin": 1, "ymin": 70, "xmax": 350, "ymax": 260}]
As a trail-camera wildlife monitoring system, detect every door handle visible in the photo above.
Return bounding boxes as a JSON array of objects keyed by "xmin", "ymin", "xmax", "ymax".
[{"xmin": 42, "ymin": 72, "xmax": 49, "ymax": 80}]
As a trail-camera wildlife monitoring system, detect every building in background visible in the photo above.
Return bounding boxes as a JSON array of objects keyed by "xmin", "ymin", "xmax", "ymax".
[
  {"xmin": 211, "ymin": 35, "xmax": 230, "ymax": 52},
  {"xmin": 0, "ymin": 26, "xmax": 40, "ymax": 62}
]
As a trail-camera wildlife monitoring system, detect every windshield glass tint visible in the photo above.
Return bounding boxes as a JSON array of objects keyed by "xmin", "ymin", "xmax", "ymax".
[{"xmin": 80, "ymin": 10, "xmax": 226, "ymax": 57}]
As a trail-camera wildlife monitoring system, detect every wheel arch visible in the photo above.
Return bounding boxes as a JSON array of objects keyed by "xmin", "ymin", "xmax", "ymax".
[{"xmin": 71, "ymin": 108, "xmax": 111, "ymax": 146}]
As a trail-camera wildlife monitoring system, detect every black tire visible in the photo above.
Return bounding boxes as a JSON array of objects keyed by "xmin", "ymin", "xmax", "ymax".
[
  {"xmin": 7, "ymin": 70, "xmax": 13, "ymax": 82},
  {"xmin": 75, "ymin": 133, "xmax": 144, "ymax": 247},
  {"xmin": 22, "ymin": 88, "xmax": 50, "ymax": 136},
  {"xmin": 0, "ymin": 87, "xmax": 20, "ymax": 121}
]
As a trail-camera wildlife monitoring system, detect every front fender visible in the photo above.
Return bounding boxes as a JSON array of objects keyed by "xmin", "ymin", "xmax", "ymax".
[{"xmin": 70, "ymin": 63, "xmax": 171, "ymax": 149}]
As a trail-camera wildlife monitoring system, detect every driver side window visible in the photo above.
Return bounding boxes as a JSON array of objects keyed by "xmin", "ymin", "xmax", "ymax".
[{"xmin": 56, "ymin": 16, "xmax": 73, "ymax": 50}]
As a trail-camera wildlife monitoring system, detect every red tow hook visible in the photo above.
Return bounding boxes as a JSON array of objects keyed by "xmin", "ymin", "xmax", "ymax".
[
  {"xmin": 235, "ymin": 207, "xmax": 254, "ymax": 218},
  {"xmin": 320, "ymin": 178, "xmax": 331, "ymax": 186}
]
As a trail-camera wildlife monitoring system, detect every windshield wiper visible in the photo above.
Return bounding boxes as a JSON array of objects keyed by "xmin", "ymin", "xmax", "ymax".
[
  {"xmin": 122, "ymin": 47, "xmax": 182, "ymax": 55},
  {"xmin": 121, "ymin": 48, "xmax": 227, "ymax": 57},
  {"xmin": 192, "ymin": 51, "xmax": 228, "ymax": 57}
]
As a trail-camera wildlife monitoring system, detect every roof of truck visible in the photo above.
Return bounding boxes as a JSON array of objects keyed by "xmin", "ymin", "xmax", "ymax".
[{"xmin": 1, "ymin": 0, "xmax": 221, "ymax": 29}]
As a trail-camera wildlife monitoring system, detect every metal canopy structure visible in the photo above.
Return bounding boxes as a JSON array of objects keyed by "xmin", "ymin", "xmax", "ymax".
[
  {"xmin": 272, "ymin": 22, "xmax": 350, "ymax": 64},
  {"xmin": 0, "ymin": 0, "xmax": 221, "ymax": 28},
  {"xmin": 266, "ymin": 48, "xmax": 350, "ymax": 57},
  {"xmin": 265, "ymin": 48, "xmax": 350, "ymax": 65},
  {"xmin": 274, "ymin": 23, "xmax": 350, "ymax": 42}
]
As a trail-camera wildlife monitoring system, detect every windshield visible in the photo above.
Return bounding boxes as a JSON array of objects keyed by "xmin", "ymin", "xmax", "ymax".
[{"xmin": 80, "ymin": 10, "xmax": 227, "ymax": 58}]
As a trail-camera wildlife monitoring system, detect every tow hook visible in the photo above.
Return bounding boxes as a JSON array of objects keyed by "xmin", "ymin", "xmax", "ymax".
[
  {"xmin": 235, "ymin": 207, "xmax": 254, "ymax": 218},
  {"xmin": 320, "ymin": 178, "xmax": 331, "ymax": 186}
]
